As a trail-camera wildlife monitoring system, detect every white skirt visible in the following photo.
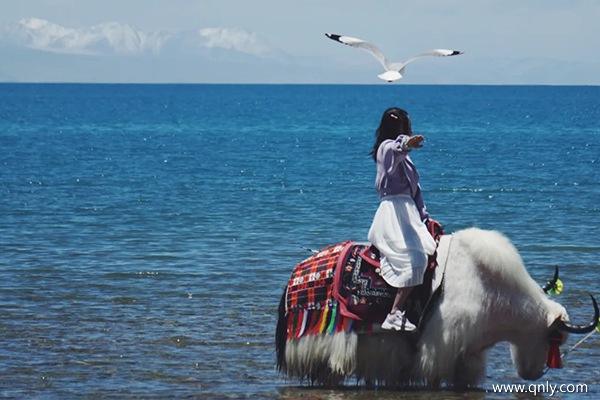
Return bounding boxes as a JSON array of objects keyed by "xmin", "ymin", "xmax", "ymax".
[{"xmin": 367, "ymin": 194, "xmax": 437, "ymax": 288}]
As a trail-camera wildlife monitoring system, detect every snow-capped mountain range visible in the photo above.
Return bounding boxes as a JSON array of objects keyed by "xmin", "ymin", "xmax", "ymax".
[
  {"xmin": 1, "ymin": 17, "xmax": 595, "ymax": 84},
  {"xmin": 1, "ymin": 17, "xmax": 278, "ymax": 58}
]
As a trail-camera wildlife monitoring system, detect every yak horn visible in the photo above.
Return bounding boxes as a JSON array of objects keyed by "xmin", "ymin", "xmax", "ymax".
[
  {"xmin": 542, "ymin": 265, "xmax": 560, "ymax": 293},
  {"xmin": 557, "ymin": 295, "xmax": 599, "ymax": 334}
]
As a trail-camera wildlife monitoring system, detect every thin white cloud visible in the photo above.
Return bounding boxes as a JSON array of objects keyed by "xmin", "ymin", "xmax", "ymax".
[
  {"xmin": 2, "ymin": 17, "xmax": 153, "ymax": 55},
  {"xmin": 198, "ymin": 27, "xmax": 271, "ymax": 56},
  {"xmin": 12, "ymin": 17, "xmax": 96, "ymax": 54},
  {"xmin": 0, "ymin": 18, "xmax": 274, "ymax": 57}
]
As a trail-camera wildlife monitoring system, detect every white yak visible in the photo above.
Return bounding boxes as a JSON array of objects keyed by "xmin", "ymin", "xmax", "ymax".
[{"xmin": 276, "ymin": 228, "xmax": 598, "ymax": 388}]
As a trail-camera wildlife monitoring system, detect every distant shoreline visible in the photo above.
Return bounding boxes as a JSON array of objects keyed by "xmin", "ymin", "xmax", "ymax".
[{"xmin": 1, "ymin": 82, "xmax": 599, "ymax": 87}]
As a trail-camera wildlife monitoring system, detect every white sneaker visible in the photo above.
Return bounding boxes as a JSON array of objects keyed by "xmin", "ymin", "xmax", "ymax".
[{"xmin": 381, "ymin": 310, "xmax": 416, "ymax": 332}]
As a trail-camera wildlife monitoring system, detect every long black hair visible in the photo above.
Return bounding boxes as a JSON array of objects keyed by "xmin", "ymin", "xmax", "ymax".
[{"xmin": 370, "ymin": 107, "xmax": 412, "ymax": 161}]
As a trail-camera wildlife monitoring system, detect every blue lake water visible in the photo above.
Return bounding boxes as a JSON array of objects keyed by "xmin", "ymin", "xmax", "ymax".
[{"xmin": 1, "ymin": 83, "xmax": 599, "ymax": 399}]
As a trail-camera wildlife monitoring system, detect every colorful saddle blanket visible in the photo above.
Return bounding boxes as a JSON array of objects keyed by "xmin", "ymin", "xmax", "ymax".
[
  {"xmin": 333, "ymin": 243, "xmax": 394, "ymax": 322},
  {"xmin": 284, "ymin": 224, "xmax": 444, "ymax": 340},
  {"xmin": 285, "ymin": 241, "xmax": 395, "ymax": 325},
  {"xmin": 285, "ymin": 241, "xmax": 349, "ymax": 314}
]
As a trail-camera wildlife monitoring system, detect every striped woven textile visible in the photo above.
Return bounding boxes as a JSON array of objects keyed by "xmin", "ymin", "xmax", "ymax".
[
  {"xmin": 285, "ymin": 241, "xmax": 350, "ymax": 314},
  {"xmin": 284, "ymin": 241, "xmax": 352, "ymax": 340},
  {"xmin": 284, "ymin": 241, "xmax": 394, "ymax": 341}
]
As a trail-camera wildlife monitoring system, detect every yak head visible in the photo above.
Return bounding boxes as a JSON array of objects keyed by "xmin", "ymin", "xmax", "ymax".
[{"xmin": 509, "ymin": 267, "xmax": 598, "ymax": 380}]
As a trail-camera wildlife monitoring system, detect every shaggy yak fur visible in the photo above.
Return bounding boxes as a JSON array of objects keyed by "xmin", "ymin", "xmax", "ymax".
[{"xmin": 276, "ymin": 228, "xmax": 581, "ymax": 389}]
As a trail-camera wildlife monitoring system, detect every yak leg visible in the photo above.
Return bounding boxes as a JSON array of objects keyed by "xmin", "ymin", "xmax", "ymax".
[
  {"xmin": 355, "ymin": 333, "xmax": 415, "ymax": 388},
  {"xmin": 453, "ymin": 350, "xmax": 489, "ymax": 389},
  {"xmin": 284, "ymin": 332, "xmax": 357, "ymax": 386}
]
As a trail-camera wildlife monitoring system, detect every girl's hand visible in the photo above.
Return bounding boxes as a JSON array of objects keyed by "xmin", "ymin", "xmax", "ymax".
[{"xmin": 407, "ymin": 135, "xmax": 425, "ymax": 148}]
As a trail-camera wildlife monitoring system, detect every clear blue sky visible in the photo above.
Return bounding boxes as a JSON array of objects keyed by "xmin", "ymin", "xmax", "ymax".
[{"xmin": 1, "ymin": 0, "xmax": 599, "ymax": 84}]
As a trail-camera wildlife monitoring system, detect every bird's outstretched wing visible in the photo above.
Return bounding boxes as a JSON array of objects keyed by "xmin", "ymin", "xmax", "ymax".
[
  {"xmin": 325, "ymin": 33, "xmax": 390, "ymax": 70},
  {"xmin": 391, "ymin": 49, "xmax": 464, "ymax": 71}
]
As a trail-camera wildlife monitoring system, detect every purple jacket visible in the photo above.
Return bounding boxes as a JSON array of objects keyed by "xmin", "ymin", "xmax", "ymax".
[{"xmin": 374, "ymin": 135, "xmax": 430, "ymax": 222}]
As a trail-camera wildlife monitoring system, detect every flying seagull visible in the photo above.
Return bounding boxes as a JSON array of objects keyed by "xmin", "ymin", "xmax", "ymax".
[{"xmin": 325, "ymin": 33, "xmax": 463, "ymax": 82}]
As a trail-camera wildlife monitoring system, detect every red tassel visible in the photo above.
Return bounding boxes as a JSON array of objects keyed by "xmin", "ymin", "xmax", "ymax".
[{"xmin": 547, "ymin": 332, "xmax": 563, "ymax": 369}]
